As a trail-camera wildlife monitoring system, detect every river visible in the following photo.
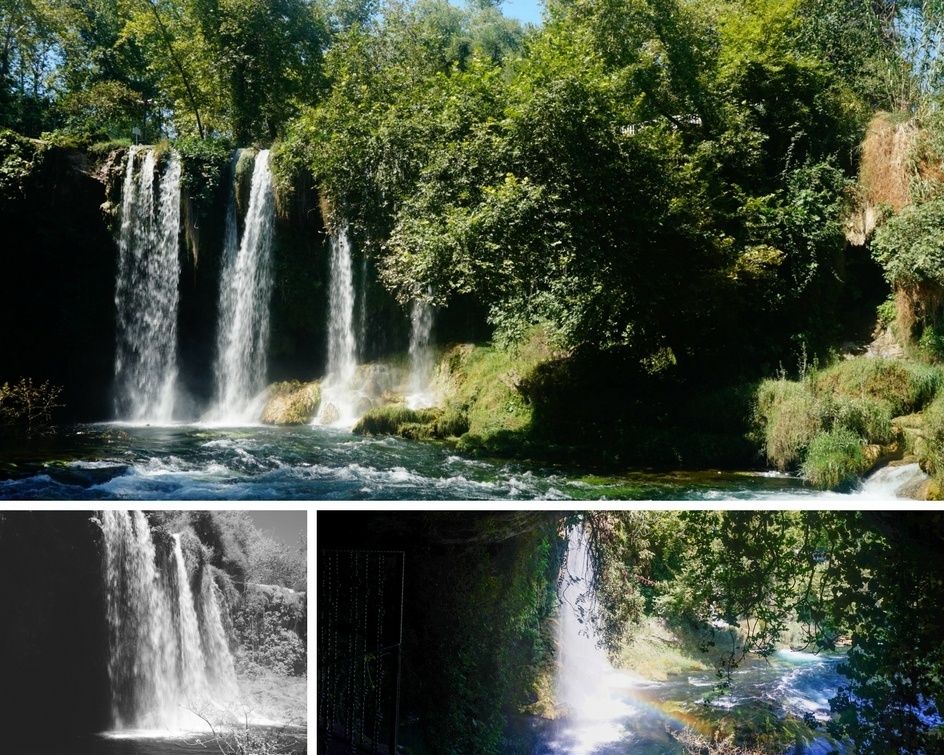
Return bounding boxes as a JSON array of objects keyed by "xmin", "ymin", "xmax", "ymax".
[
  {"xmin": 507, "ymin": 649, "xmax": 849, "ymax": 755},
  {"xmin": 0, "ymin": 423, "xmax": 925, "ymax": 500}
]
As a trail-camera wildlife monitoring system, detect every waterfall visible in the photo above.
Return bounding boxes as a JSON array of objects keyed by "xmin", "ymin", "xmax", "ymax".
[
  {"xmin": 555, "ymin": 524, "xmax": 629, "ymax": 754},
  {"xmin": 101, "ymin": 511, "xmax": 238, "ymax": 731},
  {"xmin": 210, "ymin": 149, "xmax": 276, "ymax": 423},
  {"xmin": 113, "ymin": 148, "xmax": 182, "ymax": 422},
  {"xmin": 406, "ymin": 298, "xmax": 435, "ymax": 409},
  {"xmin": 318, "ymin": 227, "xmax": 360, "ymax": 424},
  {"xmin": 855, "ymin": 462, "xmax": 929, "ymax": 498},
  {"xmin": 358, "ymin": 251, "xmax": 369, "ymax": 363}
]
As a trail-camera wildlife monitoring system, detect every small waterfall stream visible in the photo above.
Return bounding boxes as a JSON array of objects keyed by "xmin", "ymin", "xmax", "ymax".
[
  {"xmin": 113, "ymin": 148, "xmax": 182, "ymax": 423},
  {"xmin": 406, "ymin": 298, "xmax": 435, "ymax": 409},
  {"xmin": 318, "ymin": 227, "xmax": 361, "ymax": 424},
  {"xmin": 210, "ymin": 149, "xmax": 276, "ymax": 423},
  {"xmin": 101, "ymin": 510, "xmax": 238, "ymax": 731}
]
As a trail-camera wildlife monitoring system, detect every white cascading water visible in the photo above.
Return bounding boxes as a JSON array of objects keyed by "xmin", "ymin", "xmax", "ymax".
[
  {"xmin": 210, "ymin": 149, "xmax": 276, "ymax": 423},
  {"xmin": 198, "ymin": 568, "xmax": 239, "ymax": 700},
  {"xmin": 406, "ymin": 298, "xmax": 436, "ymax": 409},
  {"xmin": 101, "ymin": 511, "xmax": 238, "ymax": 731},
  {"xmin": 555, "ymin": 524, "xmax": 633, "ymax": 754},
  {"xmin": 855, "ymin": 462, "xmax": 928, "ymax": 498},
  {"xmin": 172, "ymin": 533, "xmax": 210, "ymax": 702},
  {"xmin": 318, "ymin": 226, "xmax": 360, "ymax": 424},
  {"xmin": 113, "ymin": 148, "xmax": 181, "ymax": 422}
]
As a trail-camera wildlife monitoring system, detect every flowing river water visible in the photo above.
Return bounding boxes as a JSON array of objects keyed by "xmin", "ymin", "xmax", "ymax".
[
  {"xmin": 0, "ymin": 423, "xmax": 926, "ymax": 500},
  {"xmin": 509, "ymin": 649, "xmax": 849, "ymax": 755}
]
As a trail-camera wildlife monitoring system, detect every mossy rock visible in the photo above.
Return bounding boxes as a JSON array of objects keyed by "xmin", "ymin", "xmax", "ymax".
[
  {"xmin": 260, "ymin": 380, "xmax": 320, "ymax": 425},
  {"xmin": 814, "ymin": 358, "xmax": 943, "ymax": 416},
  {"xmin": 918, "ymin": 478, "xmax": 944, "ymax": 500},
  {"xmin": 353, "ymin": 405, "xmax": 442, "ymax": 437}
]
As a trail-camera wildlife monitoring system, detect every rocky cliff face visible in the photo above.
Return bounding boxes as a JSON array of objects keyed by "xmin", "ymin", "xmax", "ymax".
[{"xmin": 1, "ymin": 143, "xmax": 118, "ymax": 421}]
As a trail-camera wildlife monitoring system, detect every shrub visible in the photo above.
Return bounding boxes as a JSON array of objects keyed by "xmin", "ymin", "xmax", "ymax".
[
  {"xmin": 822, "ymin": 393, "xmax": 895, "ymax": 445},
  {"xmin": 918, "ymin": 391, "xmax": 944, "ymax": 479},
  {"xmin": 917, "ymin": 324, "xmax": 944, "ymax": 361},
  {"xmin": 0, "ymin": 378, "xmax": 64, "ymax": 436},
  {"xmin": 0, "ymin": 130, "xmax": 38, "ymax": 201},
  {"xmin": 872, "ymin": 196, "xmax": 944, "ymax": 291},
  {"xmin": 754, "ymin": 377, "xmax": 822, "ymax": 470},
  {"xmin": 801, "ymin": 428, "xmax": 869, "ymax": 490},
  {"xmin": 814, "ymin": 358, "xmax": 943, "ymax": 416}
]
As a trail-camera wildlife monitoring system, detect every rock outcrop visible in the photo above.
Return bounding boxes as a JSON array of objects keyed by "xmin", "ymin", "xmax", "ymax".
[{"xmin": 260, "ymin": 380, "xmax": 320, "ymax": 425}]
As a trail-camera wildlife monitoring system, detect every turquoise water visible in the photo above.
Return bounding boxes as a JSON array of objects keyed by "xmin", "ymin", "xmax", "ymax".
[{"xmin": 0, "ymin": 423, "xmax": 911, "ymax": 500}]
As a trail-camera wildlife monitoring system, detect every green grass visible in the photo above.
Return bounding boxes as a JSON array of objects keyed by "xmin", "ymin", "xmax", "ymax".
[
  {"xmin": 352, "ymin": 405, "xmax": 441, "ymax": 436},
  {"xmin": 801, "ymin": 428, "xmax": 870, "ymax": 490},
  {"xmin": 436, "ymin": 328, "xmax": 559, "ymax": 448},
  {"xmin": 814, "ymin": 357, "xmax": 943, "ymax": 416},
  {"xmin": 751, "ymin": 355, "xmax": 943, "ymax": 487},
  {"xmin": 615, "ymin": 617, "xmax": 709, "ymax": 681}
]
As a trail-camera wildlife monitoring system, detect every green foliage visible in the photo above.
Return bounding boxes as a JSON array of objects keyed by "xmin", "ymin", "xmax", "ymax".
[
  {"xmin": 56, "ymin": 80, "xmax": 142, "ymax": 140},
  {"xmin": 813, "ymin": 357, "xmax": 943, "ymax": 416},
  {"xmin": 641, "ymin": 510, "xmax": 944, "ymax": 752},
  {"xmin": 234, "ymin": 601, "xmax": 306, "ymax": 677},
  {"xmin": 918, "ymin": 390, "xmax": 944, "ymax": 479},
  {"xmin": 581, "ymin": 513, "xmax": 653, "ymax": 654},
  {"xmin": 176, "ymin": 137, "xmax": 232, "ymax": 212},
  {"xmin": 0, "ymin": 377, "xmax": 64, "ymax": 435},
  {"xmin": 754, "ymin": 376, "xmax": 822, "ymax": 470},
  {"xmin": 0, "ymin": 130, "xmax": 39, "ymax": 200},
  {"xmin": 800, "ymin": 427, "xmax": 869, "ymax": 489},
  {"xmin": 877, "ymin": 295, "xmax": 898, "ymax": 330},
  {"xmin": 917, "ymin": 323, "xmax": 944, "ymax": 361},
  {"xmin": 872, "ymin": 196, "xmax": 944, "ymax": 290}
]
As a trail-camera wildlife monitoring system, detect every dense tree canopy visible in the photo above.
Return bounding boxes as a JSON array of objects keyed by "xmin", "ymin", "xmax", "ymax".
[{"xmin": 4, "ymin": 0, "xmax": 940, "ymax": 378}]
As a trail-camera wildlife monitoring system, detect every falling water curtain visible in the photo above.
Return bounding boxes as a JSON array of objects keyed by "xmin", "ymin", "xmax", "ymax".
[{"xmin": 317, "ymin": 550, "xmax": 404, "ymax": 755}]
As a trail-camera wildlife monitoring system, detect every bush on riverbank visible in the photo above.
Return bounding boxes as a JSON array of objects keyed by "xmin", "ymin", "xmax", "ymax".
[
  {"xmin": 753, "ymin": 356, "xmax": 944, "ymax": 488},
  {"xmin": 0, "ymin": 377, "xmax": 64, "ymax": 436},
  {"xmin": 801, "ymin": 427, "xmax": 870, "ymax": 489}
]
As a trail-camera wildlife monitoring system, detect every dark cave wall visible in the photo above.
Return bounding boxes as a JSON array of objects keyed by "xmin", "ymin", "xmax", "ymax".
[
  {"xmin": 1, "ymin": 146, "xmax": 118, "ymax": 422},
  {"xmin": 0, "ymin": 511, "xmax": 111, "ymax": 741}
]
